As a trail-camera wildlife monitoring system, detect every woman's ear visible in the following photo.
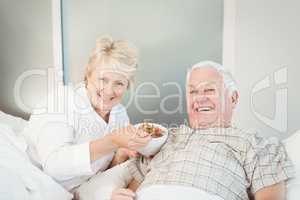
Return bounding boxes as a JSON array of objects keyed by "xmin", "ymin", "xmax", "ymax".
[
  {"xmin": 84, "ymin": 71, "xmax": 94, "ymax": 89},
  {"xmin": 84, "ymin": 77, "xmax": 88, "ymax": 88},
  {"xmin": 231, "ymin": 91, "xmax": 239, "ymax": 108}
]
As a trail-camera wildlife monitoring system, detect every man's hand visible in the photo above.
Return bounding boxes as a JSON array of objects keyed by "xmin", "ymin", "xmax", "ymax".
[
  {"xmin": 254, "ymin": 182, "xmax": 286, "ymax": 200},
  {"xmin": 111, "ymin": 188, "xmax": 136, "ymax": 200}
]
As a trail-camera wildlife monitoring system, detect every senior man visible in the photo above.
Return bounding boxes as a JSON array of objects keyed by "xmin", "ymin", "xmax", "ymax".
[{"xmin": 111, "ymin": 61, "xmax": 294, "ymax": 200}]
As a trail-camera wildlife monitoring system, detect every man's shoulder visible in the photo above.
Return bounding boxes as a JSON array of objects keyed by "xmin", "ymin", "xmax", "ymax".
[
  {"xmin": 231, "ymin": 127, "xmax": 282, "ymax": 151},
  {"xmin": 229, "ymin": 126, "xmax": 257, "ymax": 139}
]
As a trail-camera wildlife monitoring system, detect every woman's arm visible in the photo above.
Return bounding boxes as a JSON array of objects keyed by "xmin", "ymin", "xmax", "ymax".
[
  {"xmin": 89, "ymin": 133, "xmax": 117, "ymax": 162},
  {"xmin": 37, "ymin": 122, "xmax": 149, "ymax": 181},
  {"xmin": 37, "ymin": 122, "xmax": 94, "ymax": 181},
  {"xmin": 90, "ymin": 125, "xmax": 150, "ymax": 162}
]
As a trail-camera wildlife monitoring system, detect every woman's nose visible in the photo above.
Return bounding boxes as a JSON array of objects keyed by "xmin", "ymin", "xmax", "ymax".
[{"xmin": 103, "ymin": 83, "xmax": 115, "ymax": 96}]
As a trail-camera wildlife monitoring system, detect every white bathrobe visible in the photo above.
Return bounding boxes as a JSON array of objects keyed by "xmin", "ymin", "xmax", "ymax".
[{"xmin": 22, "ymin": 84, "xmax": 129, "ymax": 190}]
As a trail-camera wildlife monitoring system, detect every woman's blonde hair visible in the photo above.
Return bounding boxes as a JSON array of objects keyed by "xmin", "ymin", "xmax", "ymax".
[{"xmin": 84, "ymin": 35, "xmax": 138, "ymax": 86}]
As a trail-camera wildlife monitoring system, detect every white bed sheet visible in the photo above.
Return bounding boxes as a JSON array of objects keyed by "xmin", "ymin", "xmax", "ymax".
[
  {"xmin": 0, "ymin": 112, "xmax": 72, "ymax": 200},
  {"xmin": 0, "ymin": 111, "xmax": 27, "ymax": 133}
]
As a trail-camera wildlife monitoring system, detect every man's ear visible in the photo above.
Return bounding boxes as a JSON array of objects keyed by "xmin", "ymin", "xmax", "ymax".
[{"xmin": 231, "ymin": 91, "xmax": 239, "ymax": 108}]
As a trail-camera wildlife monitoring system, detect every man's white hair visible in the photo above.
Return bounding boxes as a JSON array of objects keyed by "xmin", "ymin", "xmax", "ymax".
[{"xmin": 186, "ymin": 61, "xmax": 238, "ymax": 94}]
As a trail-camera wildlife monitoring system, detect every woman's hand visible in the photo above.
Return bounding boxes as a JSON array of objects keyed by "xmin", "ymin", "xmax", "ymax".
[
  {"xmin": 90, "ymin": 125, "xmax": 149, "ymax": 162},
  {"xmin": 111, "ymin": 188, "xmax": 136, "ymax": 200},
  {"xmin": 110, "ymin": 124, "xmax": 151, "ymax": 151},
  {"xmin": 116, "ymin": 148, "xmax": 140, "ymax": 160}
]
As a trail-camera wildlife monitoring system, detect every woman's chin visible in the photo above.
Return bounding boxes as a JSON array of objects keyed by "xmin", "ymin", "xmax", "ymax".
[
  {"xmin": 97, "ymin": 105, "xmax": 113, "ymax": 112},
  {"xmin": 92, "ymin": 102, "xmax": 114, "ymax": 113}
]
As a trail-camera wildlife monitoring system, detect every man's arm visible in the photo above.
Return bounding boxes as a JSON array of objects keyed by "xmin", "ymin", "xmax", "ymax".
[
  {"xmin": 111, "ymin": 179, "xmax": 141, "ymax": 200},
  {"xmin": 254, "ymin": 182, "xmax": 286, "ymax": 200},
  {"xmin": 127, "ymin": 178, "xmax": 141, "ymax": 192}
]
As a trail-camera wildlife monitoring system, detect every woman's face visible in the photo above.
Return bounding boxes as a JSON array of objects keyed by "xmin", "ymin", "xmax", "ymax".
[{"xmin": 86, "ymin": 68, "xmax": 129, "ymax": 113}]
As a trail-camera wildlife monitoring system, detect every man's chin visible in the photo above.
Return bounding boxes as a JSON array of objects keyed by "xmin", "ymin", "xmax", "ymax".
[
  {"xmin": 189, "ymin": 118, "xmax": 217, "ymax": 129},
  {"xmin": 191, "ymin": 124, "xmax": 211, "ymax": 129}
]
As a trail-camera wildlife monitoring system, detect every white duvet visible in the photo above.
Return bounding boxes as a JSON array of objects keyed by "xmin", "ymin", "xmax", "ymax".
[
  {"xmin": 136, "ymin": 185, "xmax": 223, "ymax": 200},
  {"xmin": 0, "ymin": 123, "xmax": 72, "ymax": 200}
]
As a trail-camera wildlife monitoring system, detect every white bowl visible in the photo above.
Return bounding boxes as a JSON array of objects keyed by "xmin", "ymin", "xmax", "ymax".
[{"xmin": 134, "ymin": 123, "xmax": 168, "ymax": 157}]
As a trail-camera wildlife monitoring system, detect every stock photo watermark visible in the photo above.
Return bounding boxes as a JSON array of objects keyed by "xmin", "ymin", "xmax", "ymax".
[
  {"xmin": 13, "ymin": 66, "xmax": 294, "ymax": 136},
  {"xmin": 250, "ymin": 67, "xmax": 288, "ymax": 133},
  {"xmin": 13, "ymin": 67, "xmax": 185, "ymax": 125}
]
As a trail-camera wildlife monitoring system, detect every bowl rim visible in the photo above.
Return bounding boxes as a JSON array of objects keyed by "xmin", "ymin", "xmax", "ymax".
[{"xmin": 134, "ymin": 122, "xmax": 168, "ymax": 140}]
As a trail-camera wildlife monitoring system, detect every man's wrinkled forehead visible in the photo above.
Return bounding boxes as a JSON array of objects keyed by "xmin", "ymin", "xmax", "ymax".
[{"xmin": 188, "ymin": 67, "xmax": 223, "ymax": 88}]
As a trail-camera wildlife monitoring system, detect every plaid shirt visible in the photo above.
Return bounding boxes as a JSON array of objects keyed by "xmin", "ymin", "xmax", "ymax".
[{"xmin": 127, "ymin": 125, "xmax": 294, "ymax": 200}]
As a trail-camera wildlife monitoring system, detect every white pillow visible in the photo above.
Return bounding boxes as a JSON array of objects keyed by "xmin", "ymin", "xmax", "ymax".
[
  {"xmin": 283, "ymin": 130, "xmax": 300, "ymax": 200},
  {"xmin": 0, "ymin": 111, "xmax": 27, "ymax": 133},
  {"xmin": 0, "ymin": 124, "xmax": 72, "ymax": 200}
]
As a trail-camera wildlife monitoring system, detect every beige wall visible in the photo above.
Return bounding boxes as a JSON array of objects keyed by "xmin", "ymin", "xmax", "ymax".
[
  {"xmin": 63, "ymin": 0, "xmax": 223, "ymax": 125},
  {"xmin": 0, "ymin": 0, "xmax": 223, "ymax": 125},
  {"xmin": 0, "ymin": 0, "xmax": 53, "ymax": 119}
]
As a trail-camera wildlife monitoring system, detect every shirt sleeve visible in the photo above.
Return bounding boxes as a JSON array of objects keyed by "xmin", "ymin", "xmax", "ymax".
[
  {"xmin": 126, "ymin": 157, "xmax": 150, "ymax": 184},
  {"xmin": 36, "ymin": 121, "xmax": 93, "ymax": 181},
  {"xmin": 244, "ymin": 134, "xmax": 295, "ymax": 194}
]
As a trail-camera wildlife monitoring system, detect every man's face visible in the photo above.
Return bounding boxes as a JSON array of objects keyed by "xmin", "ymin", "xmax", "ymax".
[{"xmin": 187, "ymin": 67, "xmax": 233, "ymax": 129}]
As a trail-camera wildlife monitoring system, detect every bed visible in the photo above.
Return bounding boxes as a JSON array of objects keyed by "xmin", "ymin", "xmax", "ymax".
[
  {"xmin": 0, "ymin": 110, "xmax": 299, "ymax": 200},
  {"xmin": 0, "ymin": 111, "xmax": 72, "ymax": 200}
]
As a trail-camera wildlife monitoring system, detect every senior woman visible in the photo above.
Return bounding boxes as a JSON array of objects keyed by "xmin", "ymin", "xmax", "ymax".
[{"xmin": 23, "ymin": 36, "xmax": 150, "ymax": 193}]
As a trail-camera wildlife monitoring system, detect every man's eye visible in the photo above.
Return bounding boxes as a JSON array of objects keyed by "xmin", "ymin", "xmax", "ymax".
[
  {"xmin": 204, "ymin": 88, "xmax": 215, "ymax": 94},
  {"xmin": 117, "ymin": 82, "xmax": 124, "ymax": 86},
  {"xmin": 190, "ymin": 90, "xmax": 197, "ymax": 94}
]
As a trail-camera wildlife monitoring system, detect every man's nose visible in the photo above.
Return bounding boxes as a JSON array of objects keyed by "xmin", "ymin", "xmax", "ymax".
[{"xmin": 193, "ymin": 94, "xmax": 209, "ymax": 102}]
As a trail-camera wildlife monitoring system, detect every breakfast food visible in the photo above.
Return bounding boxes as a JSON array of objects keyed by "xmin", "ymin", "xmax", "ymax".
[
  {"xmin": 135, "ymin": 122, "xmax": 168, "ymax": 157},
  {"xmin": 139, "ymin": 123, "xmax": 164, "ymax": 138}
]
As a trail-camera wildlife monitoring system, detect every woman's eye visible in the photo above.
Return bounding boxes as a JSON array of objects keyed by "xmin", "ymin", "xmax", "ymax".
[
  {"xmin": 190, "ymin": 90, "xmax": 197, "ymax": 94},
  {"xmin": 98, "ymin": 78, "xmax": 108, "ymax": 83}
]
